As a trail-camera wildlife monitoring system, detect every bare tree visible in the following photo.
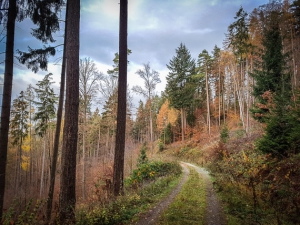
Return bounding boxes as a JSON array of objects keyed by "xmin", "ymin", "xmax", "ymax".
[
  {"xmin": 132, "ymin": 63, "xmax": 161, "ymax": 146},
  {"xmin": 79, "ymin": 57, "xmax": 101, "ymax": 200}
]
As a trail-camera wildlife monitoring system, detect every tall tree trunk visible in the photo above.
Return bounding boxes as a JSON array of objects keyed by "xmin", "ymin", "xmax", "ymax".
[
  {"xmin": 113, "ymin": 0, "xmax": 128, "ymax": 196},
  {"xmin": 205, "ymin": 65, "xmax": 211, "ymax": 135},
  {"xmin": 149, "ymin": 99, "xmax": 153, "ymax": 153},
  {"xmin": 46, "ymin": 22, "xmax": 67, "ymax": 221},
  {"xmin": 40, "ymin": 137, "xmax": 46, "ymax": 198},
  {"xmin": 218, "ymin": 63, "xmax": 221, "ymax": 127},
  {"xmin": 180, "ymin": 108, "xmax": 185, "ymax": 142},
  {"xmin": 0, "ymin": 0, "xmax": 16, "ymax": 219},
  {"xmin": 97, "ymin": 126, "xmax": 101, "ymax": 158},
  {"xmin": 59, "ymin": 0, "xmax": 80, "ymax": 223},
  {"xmin": 82, "ymin": 114, "xmax": 86, "ymax": 200}
]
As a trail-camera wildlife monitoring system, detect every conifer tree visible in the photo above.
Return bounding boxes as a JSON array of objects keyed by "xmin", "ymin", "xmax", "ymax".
[
  {"xmin": 251, "ymin": 11, "xmax": 290, "ymax": 122},
  {"xmin": 113, "ymin": 0, "xmax": 128, "ymax": 196},
  {"xmin": 10, "ymin": 91, "xmax": 29, "ymax": 191},
  {"xmin": 252, "ymin": 11, "xmax": 293, "ymax": 156},
  {"xmin": 198, "ymin": 49, "xmax": 212, "ymax": 135},
  {"xmin": 166, "ymin": 43, "xmax": 196, "ymax": 142},
  {"xmin": 33, "ymin": 73, "xmax": 57, "ymax": 197},
  {"xmin": 59, "ymin": 0, "xmax": 80, "ymax": 222},
  {"xmin": 0, "ymin": 0, "xmax": 17, "ymax": 218}
]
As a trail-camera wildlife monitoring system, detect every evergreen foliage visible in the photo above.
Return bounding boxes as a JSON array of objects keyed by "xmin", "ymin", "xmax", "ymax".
[
  {"xmin": 220, "ymin": 124, "xmax": 229, "ymax": 143},
  {"xmin": 166, "ymin": 43, "xmax": 197, "ymax": 110},
  {"xmin": 17, "ymin": 46, "xmax": 56, "ymax": 73},
  {"xmin": 137, "ymin": 143, "xmax": 148, "ymax": 167},
  {"xmin": 160, "ymin": 123, "xmax": 173, "ymax": 145},
  {"xmin": 33, "ymin": 73, "xmax": 57, "ymax": 137},
  {"xmin": 251, "ymin": 12, "xmax": 295, "ymax": 156},
  {"xmin": 251, "ymin": 13, "xmax": 291, "ymax": 122},
  {"xmin": 10, "ymin": 91, "xmax": 29, "ymax": 146},
  {"xmin": 226, "ymin": 6, "xmax": 251, "ymax": 60}
]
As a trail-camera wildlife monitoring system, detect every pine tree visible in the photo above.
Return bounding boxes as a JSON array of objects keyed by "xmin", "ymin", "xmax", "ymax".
[
  {"xmin": 10, "ymin": 91, "xmax": 29, "ymax": 191},
  {"xmin": 252, "ymin": 11, "xmax": 293, "ymax": 156},
  {"xmin": 251, "ymin": 11, "xmax": 290, "ymax": 122},
  {"xmin": 59, "ymin": 0, "xmax": 80, "ymax": 222},
  {"xmin": 113, "ymin": 0, "xmax": 128, "ymax": 196},
  {"xmin": 0, "ymin": 0, "xmax": 17, "ymax": 218},
  {"xmin": 166, "ymin": 43, "xmax": 197, "ymax": 142},
  {"xmin": 33, "ymin": 73, "xmax": 57, "ymax": 197},
  {"xmin": 198, "ymin": 49, "xmax": 212, "ymax": 135}
]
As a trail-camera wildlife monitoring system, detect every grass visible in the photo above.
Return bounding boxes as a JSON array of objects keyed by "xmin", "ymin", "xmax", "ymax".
[
  {"xmin": 157, "ymin": 167, "xmax": 206, "ymax": 225},
  {"xmin": 76, "ymin": 161, "xmax": 182, "ymax": 225}
]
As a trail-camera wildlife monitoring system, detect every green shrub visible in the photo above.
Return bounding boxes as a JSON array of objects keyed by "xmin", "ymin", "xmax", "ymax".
[
  {"xmin": 125, "ymin": 161, "xmax": 181, "ymax": 187},
  {"xmin": 137, "ymin": 143, "xmax": 148, "ymax": 167},
  {"xmin": 157, "ymin": 139, "xmax": 164, "ymax": 152},
  {"xmin": 160, "ymin": 123, "xmax": 173, "ymax": 145}
]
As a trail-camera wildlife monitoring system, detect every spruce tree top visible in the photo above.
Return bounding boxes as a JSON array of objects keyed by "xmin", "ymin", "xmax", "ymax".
[{"xmin": 166, "ymin": 43, "xmax": 196, "ymax": 110}]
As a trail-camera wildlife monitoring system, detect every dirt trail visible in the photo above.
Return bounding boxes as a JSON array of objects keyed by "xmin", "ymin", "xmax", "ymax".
[
  {"xmin": 182, "ymin": 162, "xmax": 225, "ymax": 225},
  {"xmin": 135, "ymin": 163, "xmax": 190, "ymax": 225},
  {"xmin": 135, "ymin": 162, "xmax": 225, "ymax": 225}
]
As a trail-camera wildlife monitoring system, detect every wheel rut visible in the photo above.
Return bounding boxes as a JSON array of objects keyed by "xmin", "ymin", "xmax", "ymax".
[
  {"xmin": 135, "ymin": 163, "xmax": 190, "ymax": 225},
  {"xmin": 135, "ymin": 162, "xmax": 225, "ymax": 225}
]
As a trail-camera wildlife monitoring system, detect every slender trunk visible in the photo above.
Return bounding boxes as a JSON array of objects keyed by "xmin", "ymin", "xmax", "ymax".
[
  {"xmin": 59, "ymin": 0, "xmax": 80, "ymax": 222},
  {"xmin": 149, "ymin": 99, "xmax": 153, "ymax": 152},
  {"xmin": 106, "ymin": 127, "xmax": 109, "ymax": 153},
  {"xmin": 97, "ymin": 126, "xmax": 100, "ymax": 158},
  {"xmin": 0, "ymin": 0, "xmax": 16, "ymax": 218},
  {"xmin": 205, "ymin": 65, "xmax": 210, "ymax": 135},
  {"xmin": 181, "ymin": 108, "xmax": 184, "ymax": 142},
  {"xmin": 113, "ymin": 0, "xmax": 128, "ymax": 196},
  {"xmin": 218, "ymin": 63, "xmax": 221, "ymax": 127},
  {"xmin": 82, "ymin": 118, "xmax": 86, "ymax": 200},
  {"xmin": 46, "ymin": 25, "xmax": 67, "ymax": 220},
  {"xmin": 40, "ymin": 137, "xmax": 46, "ymax": 198}
]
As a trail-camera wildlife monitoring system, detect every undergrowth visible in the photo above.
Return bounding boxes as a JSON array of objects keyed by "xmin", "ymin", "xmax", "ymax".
[
  {"xmin": 76, "ymin": 160, "xmax": 182, "ymax": 225},
  {"xmin": 208, "ymin": 135, "xmax": 300, "ymax": 225}
]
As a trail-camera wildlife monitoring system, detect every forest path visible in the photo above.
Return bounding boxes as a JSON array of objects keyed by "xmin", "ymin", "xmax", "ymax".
[
  {"xmin": 182, "ymin": 162, "xmax": 226, "ymax": 225},
  {"xmin": 135, "ymin": 163, "xmax": 190, "ymax": 225},
  {"xmin": 135, "ymin": 162, "xmax": 225, "ymax": 225}
]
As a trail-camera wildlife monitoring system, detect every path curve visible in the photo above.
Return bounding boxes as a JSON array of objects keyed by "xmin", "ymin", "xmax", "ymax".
[
  {"xmin": 135, "ymin": 163, "xmax": 190, "ymax": 225},
  {"xmin": 182, "ymin": 162, "xmax": 225, "ymax": 225}
]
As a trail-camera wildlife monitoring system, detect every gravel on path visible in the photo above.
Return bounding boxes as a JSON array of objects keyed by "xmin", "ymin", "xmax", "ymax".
[
  {"xmin": 182, "ymin": 162, "xmax": 226, "ymax": 225},
  {"xmin": 135, "ymin": 163, "xmax": 190, "ymax": 225}
]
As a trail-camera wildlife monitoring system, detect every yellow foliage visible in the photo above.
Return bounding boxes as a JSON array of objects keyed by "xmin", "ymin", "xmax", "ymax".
[
  {"xmin": 242, "ymin": 150, "xmax": 249, "ymax": 162},
  {"xmin": 22, "ymin": 135, "xmax": 31, "ymax": 153},
  {"xmin": 156, "ymin": 100, "xmax": 179, "ymax": 132},
  {"xmin": 21, "ymin": 155, "xmax": 30, "ymax": 171}
]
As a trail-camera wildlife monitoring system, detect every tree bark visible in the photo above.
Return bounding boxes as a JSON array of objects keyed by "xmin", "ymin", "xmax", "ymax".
[
  {"xmin": 0, "ymin": 0, "xmax": 16, "ymax": 220},
  {"xmin": 59, "ymin": 0, "xmax": 80, "ymax": 223},
  {"xmin": 46, "ymin": 19, "xmax": 67, "ymax": 220},
  {"xmin": 181, "ymin": 108, "xmax": 185, "ymax": 142},
  {"xmin": 205, "ymin": 64, "xmax": 211, "ymax": 135},
  {"xmin": 113, "ymin": 0, "xmax": 128, "ymax": 196},
  {"xmin": 40, "ymin": 137, "xmax": 46, "ymax": 198}
]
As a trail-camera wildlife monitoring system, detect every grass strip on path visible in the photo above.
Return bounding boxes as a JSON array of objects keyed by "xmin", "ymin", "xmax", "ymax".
[{"xmin": 157, "ymin": 167, "xmax": 206, "ymax": 225}]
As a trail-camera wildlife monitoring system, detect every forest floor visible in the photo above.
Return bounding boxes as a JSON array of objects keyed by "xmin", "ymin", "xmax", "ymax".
[{"xmin": 135, "ymin": 162, "xmax": 225, "ymax": 225}]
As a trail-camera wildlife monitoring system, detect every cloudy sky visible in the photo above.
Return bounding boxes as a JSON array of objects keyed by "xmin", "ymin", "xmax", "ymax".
[{"xmin": 0, "ymin": 0, "xmax": 268, "ymax": 112}]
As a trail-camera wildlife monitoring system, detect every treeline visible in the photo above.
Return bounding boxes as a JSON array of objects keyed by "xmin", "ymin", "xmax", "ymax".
[
  {"xmin": 152, "ymin": 0, "xmax": 300, "ymax": 156},
  {"xmin": 1, "ymin": 0, "xmax": 300, "ymax": 223}
]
